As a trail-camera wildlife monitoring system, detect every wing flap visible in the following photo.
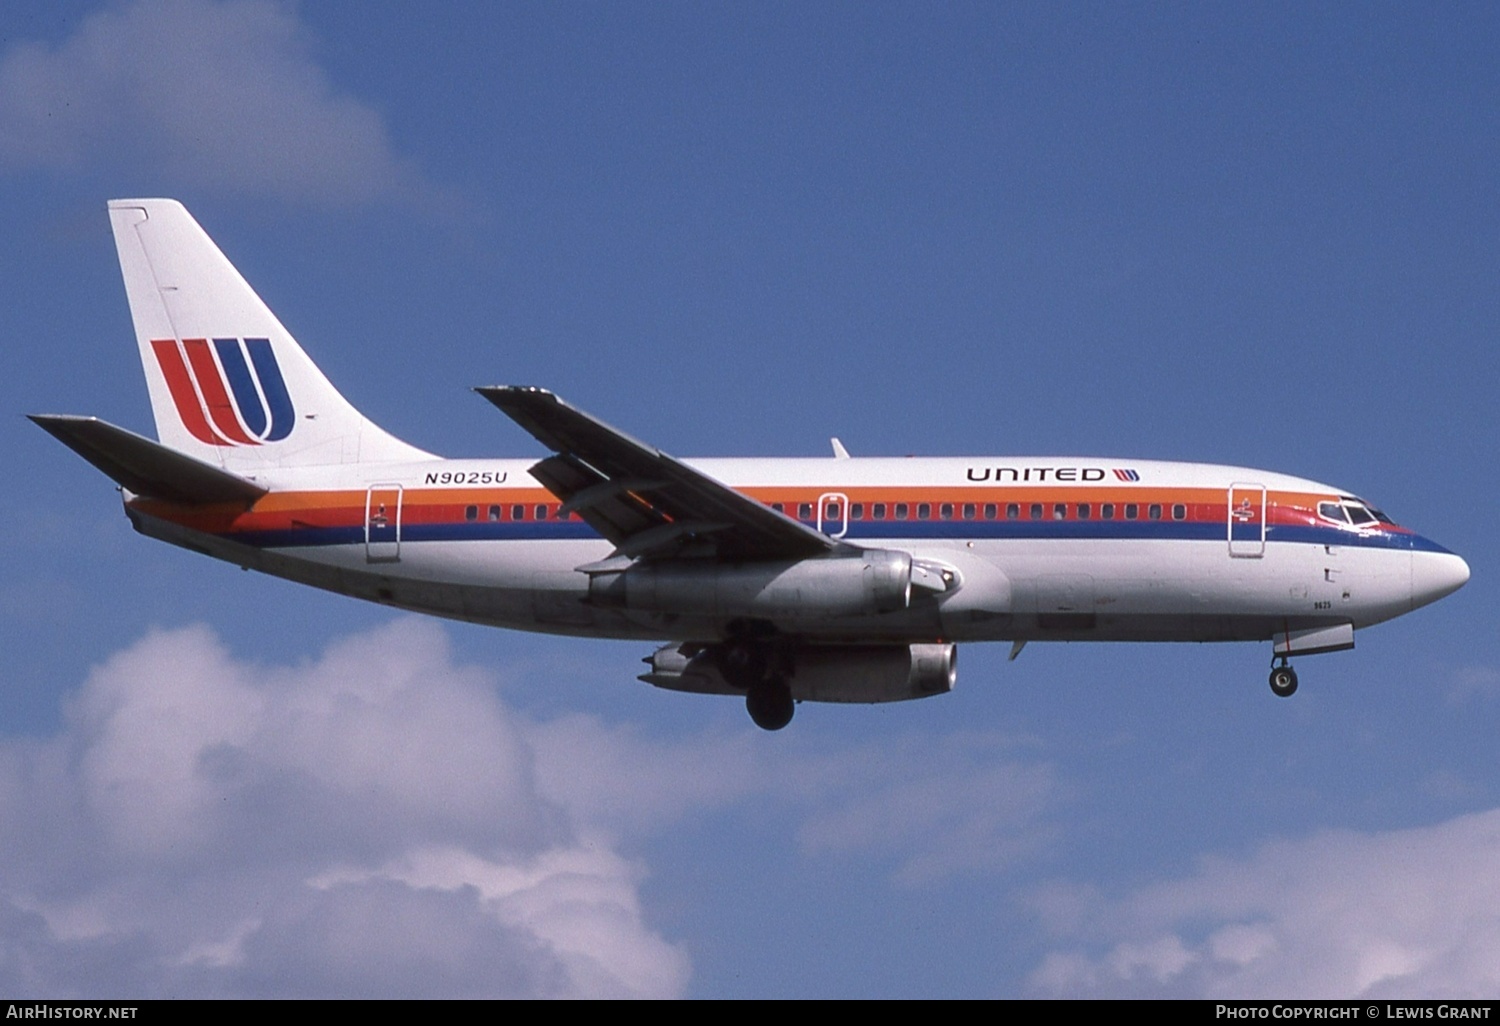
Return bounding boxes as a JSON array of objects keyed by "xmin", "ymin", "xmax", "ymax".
[
  {"xmin": 530, "ymin": 453, "xmax": 664, "ymax": 545},
  {"xmin": 30, "ymin": 414, "xmax": 267, "ymax": 506},
  {"xmin": 476, "ymin": 386, "xmax": 837, "ymax": 561}
]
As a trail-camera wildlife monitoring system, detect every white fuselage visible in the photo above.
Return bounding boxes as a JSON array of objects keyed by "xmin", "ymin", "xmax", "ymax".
[{"xmin": 126, "ymin": 454, "xmax": 1468, "ymax": 649}]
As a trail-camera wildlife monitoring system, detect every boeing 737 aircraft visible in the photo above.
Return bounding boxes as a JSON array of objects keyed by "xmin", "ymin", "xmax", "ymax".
[{"xmin": 32, "ymin": 200, "xmax": 1470, "ymax": 729}]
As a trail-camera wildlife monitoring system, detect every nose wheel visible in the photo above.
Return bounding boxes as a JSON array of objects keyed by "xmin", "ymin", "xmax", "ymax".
[{"xmin": 1269, "ymin": 661, "xmax": 1298, "ymax": 698}]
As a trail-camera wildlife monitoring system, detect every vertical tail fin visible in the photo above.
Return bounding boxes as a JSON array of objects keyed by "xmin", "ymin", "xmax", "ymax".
[{"xmin": 108, "ymin": 199, "xmax": 431, "ymax": 469}]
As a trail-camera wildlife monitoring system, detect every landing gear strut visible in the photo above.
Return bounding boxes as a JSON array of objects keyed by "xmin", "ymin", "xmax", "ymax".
[
  {"xmin": 1268, "ymin": 659, "xmax": 1298, "ymax": 698},
  {"xmin": 715, "ymin": 634, "xmax": 796, "ymax": 731}
]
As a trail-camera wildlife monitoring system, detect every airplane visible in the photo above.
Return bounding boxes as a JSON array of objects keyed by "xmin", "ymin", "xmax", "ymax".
[{"xmin": 32, "ymin": 199, "xmax": 1470, "ymax": 730}]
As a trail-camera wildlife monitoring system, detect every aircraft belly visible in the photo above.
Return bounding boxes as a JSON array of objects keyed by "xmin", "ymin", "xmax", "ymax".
[{"xmin": 967, "ymin": 538, "xmax": 1374, "ymax": 643}]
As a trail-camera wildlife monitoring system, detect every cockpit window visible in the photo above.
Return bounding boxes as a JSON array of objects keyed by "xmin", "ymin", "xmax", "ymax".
[
  {"xmin": 1322, "ymin": 498, "xmax": 1397, "ymax": 528},
  {"xmin": 1334, "ymin": 496, "xmax": 1397, "ymax": 527}
]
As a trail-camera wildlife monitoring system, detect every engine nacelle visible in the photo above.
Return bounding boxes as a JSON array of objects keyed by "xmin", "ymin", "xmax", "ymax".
[
  {"xmin": 641, "ymin": 641, "xmax": 957, "ymax": 704},
  {"xmin": 590, "ymin": 550, "xmax": 914, "ymax": 621}
]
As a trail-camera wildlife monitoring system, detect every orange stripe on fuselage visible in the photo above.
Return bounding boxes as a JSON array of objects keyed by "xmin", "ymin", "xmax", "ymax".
[{"xmin": 133, "ymin": 485, "xmax": 1404, "ymax": 539}]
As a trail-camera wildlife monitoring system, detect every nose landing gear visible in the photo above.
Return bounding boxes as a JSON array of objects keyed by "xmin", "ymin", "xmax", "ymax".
[{"xmin": 1269, "ymin": 659, "xmax": 1299, "ymax": 698}]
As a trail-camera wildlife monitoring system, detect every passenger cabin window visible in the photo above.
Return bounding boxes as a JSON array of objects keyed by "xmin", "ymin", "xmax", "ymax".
[
  {"xmin": 1101, "ymin": 503, "xmax": 1115, "ymax": 520},
  {"xmin": 939, "ymin": 503, "xmax": 953, "ymax": 520},
  {"xmin": 771, "ymin": 502, "xmax": 784, "ymax": 513},
  {"xmin": 850, "ymin": 503, "xmax": 864, "ymax": 520},
  {"xmin": 465, "ymin": 505, "xmax": 478, "ymax": 522},
  {"xmin": 1006, "ymin": 503, "xmax": 1019, "ymax": 520},
  {"xmin": 873, "ymin": 503, "xmax": 887, "ymax": 520},
  {"xmin": 895, "ymin": 503, "xmax": 909, "ymax": 520},
  {"xmin": 1125, "ymin": 503, "xmax": 1138, "ymax": 520},
  {"xmin": 535, "ymin": 504, "xmax": 548, "ymax": 521},
  {"xmin": 917, "ymin": 503, "xmax": 931, "ymax": 520},
  {"xmin": 488, "ymin": 505, "xmax": 501, "ymax": 521},
  {"xmin": 1053, "ymin": 503, "xmax": 1066, "ymax": 520},
  {"xmin": 984, "ymin": 503, "xmax": 997, "ymax": 520},
  {"xmin": 1172, "ymin": 504, "xmax": 1186, "ymax": 520},
  {"xmin": 1078, "ymin": 503, "xmax": 1091, "ymax": 519},
  {"xmin": 1030, "ymin": 503, "xmax": 1043, "ymax": 520},
  {"xmin": 1148, "ymin": 503, "xmax": 1162, "ymax": 520},
  {"xmin": 512, "ymin": 504, "xmax": 525, "ymax": 521},
  {"xmin": 963, "ymin": 503, "xmax": 976, "ymax": 520},
  {"xmin": 798, "ymin": 503, "xmax": 813, "ymax": 520}
]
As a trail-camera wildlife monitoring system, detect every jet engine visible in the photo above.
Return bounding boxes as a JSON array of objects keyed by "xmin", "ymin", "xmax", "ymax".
[
  {"xmin": 589, "ymin": 549, "xmax": 917, "ymax": 621},
  {"xmin": 641, "ymin": 640, "xmax": 957, "ymax": 704}
]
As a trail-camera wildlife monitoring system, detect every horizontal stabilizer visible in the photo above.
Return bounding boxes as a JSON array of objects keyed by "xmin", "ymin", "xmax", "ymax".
[{"xmin": 29, "ymin": 415, "xmax": 267, "ymax": 505}]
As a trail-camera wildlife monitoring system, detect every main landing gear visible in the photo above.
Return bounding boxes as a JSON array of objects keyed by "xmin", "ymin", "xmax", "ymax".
[
  {"xmin": 745, "ymin": 676, "xmax": 795, "ymax": 731},
  {"xmin": 1268, "ymin": 658, "xmax": 1299, "ymax": 698},
  {"xmin": 715, "ymin": 634, "xmax": 796, "ymax": 731}
]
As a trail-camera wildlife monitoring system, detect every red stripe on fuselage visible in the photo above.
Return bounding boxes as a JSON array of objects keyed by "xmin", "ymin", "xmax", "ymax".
[{"xmin": 128, "ymin": 484, "xmax": 1416, "ymax": 541}]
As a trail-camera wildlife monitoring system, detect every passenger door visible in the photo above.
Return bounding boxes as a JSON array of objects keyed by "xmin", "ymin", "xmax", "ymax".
[
  {"xmin": 1227, "ymin": 483, "xmax": 1265, "ymax": 558},
  {"xmin": 817, "ymin": 492, "xmax": 850, "ymax": 539},
  {"xmin": 365, "ymin": 484, "xmax": 403, "ymax": 563}
]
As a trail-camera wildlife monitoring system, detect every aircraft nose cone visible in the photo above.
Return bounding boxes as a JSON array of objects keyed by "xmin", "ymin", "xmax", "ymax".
[{"xmin": 1412, "ymin": 549, "xmax": 1470, "ymax": 610}]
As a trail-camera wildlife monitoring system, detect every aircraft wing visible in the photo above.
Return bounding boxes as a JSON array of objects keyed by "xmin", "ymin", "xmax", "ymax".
[{"xmin": 475, "ymin": 386, "xmax": 839, "ymax": 561}]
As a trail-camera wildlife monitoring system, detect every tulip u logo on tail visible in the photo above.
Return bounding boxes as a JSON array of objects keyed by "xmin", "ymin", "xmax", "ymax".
[{"xmin": 150, "ymin": 337, "xmax": 295, "ymax": 446}]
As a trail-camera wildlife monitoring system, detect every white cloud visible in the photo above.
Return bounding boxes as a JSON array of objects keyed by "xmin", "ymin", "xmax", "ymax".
[
  {"xmin": 0, "ymin": 616, "xmax": 1073, "ymax": 996},
  {"xmin": 1028, "ymin": 810, "xmax": 1500, "ymax": 998},
  {"xmin": 0, "ymin": 0, "xmax": 424, "ymax": 204},
  {"xmin": 0, "ymin": 620, "xmax": 688, "ymax": 998}
]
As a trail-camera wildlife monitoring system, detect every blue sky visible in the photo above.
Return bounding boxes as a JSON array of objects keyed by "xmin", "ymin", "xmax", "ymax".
[{"xmin": 1, "ymin": 0, "xmax": 1497, "ymax": 998}]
